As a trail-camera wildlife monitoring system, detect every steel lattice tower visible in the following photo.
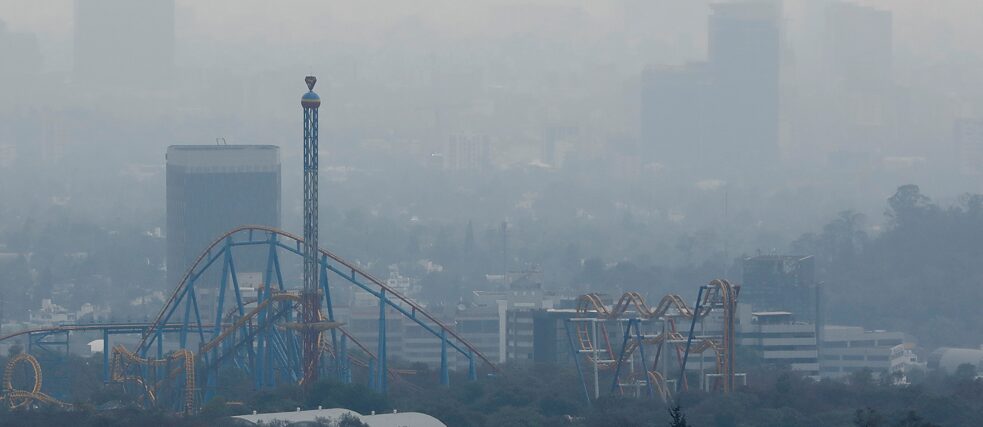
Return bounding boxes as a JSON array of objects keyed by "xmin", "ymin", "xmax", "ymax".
[{"xmin": 301, "ymin": 76, "xmax": 322, "ymax": 385}]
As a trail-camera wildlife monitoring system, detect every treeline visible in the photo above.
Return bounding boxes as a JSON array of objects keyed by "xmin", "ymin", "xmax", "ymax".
[
  {"xmin": 793, "ymin": 184, "xmax": 983, "ymax": 348},
  {"xmin": 5, "ymin": 359, "xmax": 983, "ymax": 426}
]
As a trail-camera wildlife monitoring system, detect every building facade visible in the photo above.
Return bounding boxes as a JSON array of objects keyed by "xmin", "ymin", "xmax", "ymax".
[
  {"xmin": 741, "ymin": 255, "xmax": 817, "ymax": 322},
  {"xmin": 707, "ymin": 1, "xmax": 781, "ymax": 174},
  {"xmin": 738, "ymin": 310, "xmax": 819, "ymax": 376},
  {"xmin": 820, "ymin": 325, "xmax": 913, "ymax": 380},
  {"xmin": 165, "ymin": 145, "xmax": 281, "ymax": 289}
]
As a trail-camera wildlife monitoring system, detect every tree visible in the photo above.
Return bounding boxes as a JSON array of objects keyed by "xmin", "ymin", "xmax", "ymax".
[
  {"xmin": 669, "ymin": 404, "xmax": 689, "ymax": 427},
  {"xmin": 855, "ymin": 407, "xmax": 883, "ymax": 427},
  {"xmin": 886, "ymin": 184, "xmax": 933, "ymax": 228},
  {"xmin": 893, "ymin": 411, "xmax": 940, "ymax": 427}
]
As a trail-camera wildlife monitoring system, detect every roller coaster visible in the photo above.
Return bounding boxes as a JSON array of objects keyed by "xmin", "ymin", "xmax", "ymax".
[
  {"xmin": 0, "ymin": 225, "xmax": 497, "ymax": 412},
  {"xmin": 566, "ymin": 280, "xmax": 740, "ymax": 403},
  {"xmin": 0, "ymin": 353, "xmax": 71, "ymax": 409}
]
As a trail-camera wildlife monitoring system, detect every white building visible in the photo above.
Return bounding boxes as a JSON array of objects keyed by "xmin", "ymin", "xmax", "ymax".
[
  {"xmin": 820, "ymin": 325, "xmax": 914, "ymax": 380},
  {"xmin": 232, "ymin": 408, "xmax": 446, "ymax": 427},
  {"xmin": 739, "ymin": 311, "xmax": 819, "ymax": 377}
]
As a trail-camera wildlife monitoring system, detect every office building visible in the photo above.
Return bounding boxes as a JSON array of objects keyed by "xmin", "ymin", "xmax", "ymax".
[
  {"xmin": 738, "ymin": 310, "xmax": 819, "ymax": 376},
  {"xmin": 74, "ymin": 0, "xmax": 175, "ymax": 85},
  {"xmin": 825, "ymin": 2, "xmax": 892, "ymax": 90},
  {"xmin": 444, "ymin": 135, "xmax": 490, "ymax": 171},
  {"xmin": 165, "ymin": 145, "xmax": 281, "ymax": 289},
  {"xmin": 741, "ymin": 255, "xmax": 817, "ymax": 322},
  {"xmin": 707, "ymin": 1, "xmax": 781, "ymax": 171},
  {"xmin": 821, "ymin": 325, "xmax": 914, "ymax": 380}
]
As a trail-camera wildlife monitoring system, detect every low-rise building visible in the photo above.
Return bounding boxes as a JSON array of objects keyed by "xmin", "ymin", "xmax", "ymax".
[
  {"xmin": 820, "ymin": 325, "xmax": 914, "ymax": 379},
  {"xmin": 739, "ymin": 311, "xmax": 819, "ymax": 376}
]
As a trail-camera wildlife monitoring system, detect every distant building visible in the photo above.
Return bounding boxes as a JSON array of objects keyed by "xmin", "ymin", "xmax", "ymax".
[
  {"xmin": 444, "ymin": 135, "xmax": 490, "ymax": 171},
  {"xmin": 738, "ymin": 309, "xmax": 819, "ymax": 376},
  {"xmin": 821, "ymin": 325, "xmax": 915, "ymax": 380},
  {"xmin": 928, "ymin": 347, "xmax": 983, "ymax": 374},
  {"xmin": 74, "ymin": 0, "xmax": 175, "ymax": 85},
  {"xmin": 0, "ymin": 20, "xmax": 43, "ymax": 108},
  {"xmin": 457, "ymin": 293, "xmax": 507, "ymax": 364},
  {"xmin": 0, "ymin": 20, "xmax": 41, "ymax": 79},
  {"xmin": 741, "ymin": 255, "xmax": 817, "ymax": 322},
  {"xmin": 165, "ymin": 145, "xmax": 280, "ymax": 289},
  {"xmin": 232, "ymin": 407, "xmax": 447, "ymax": 427},
  {"xmin": 825, "ymin": 2, "xmax": 893, "ymax": 90},
  {"xmin": 706, "ymin": 1, "xmax": 781, "ymax": 172}
]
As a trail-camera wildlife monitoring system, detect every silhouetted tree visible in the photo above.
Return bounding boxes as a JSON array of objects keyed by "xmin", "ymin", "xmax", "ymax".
[{"xmin": 669, "ymin": 404, "xmax": 689, "ymax": 427}]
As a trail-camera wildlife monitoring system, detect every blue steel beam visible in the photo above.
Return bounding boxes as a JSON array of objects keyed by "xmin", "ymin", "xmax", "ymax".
[
  {"xmin": 565, "ymin": 320, "xmax": 592, "ymax": 406},
  {"xmin": 679, "ymin": 286, "xmax": 706, "ymax": 390},
  {"xmin": 609, "ymin": 318, "xmax": 635, "ymax": 394}
]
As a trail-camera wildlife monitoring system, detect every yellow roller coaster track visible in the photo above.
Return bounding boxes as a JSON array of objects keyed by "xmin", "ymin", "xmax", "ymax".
[
  {"xmin": 573, "ymin": 280, "xmax": 738, "ymax": 398},
  {"xmin": 1, "ymin": 353, "xmax": 71, "ymax": 409},
  {"xmin": 110, "ymin": 345, "xmax": 195, "ymax": 414}
]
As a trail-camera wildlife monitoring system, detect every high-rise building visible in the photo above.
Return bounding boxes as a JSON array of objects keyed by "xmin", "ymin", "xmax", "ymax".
[
  {"xmin": 707, "ymin": 1, "xmax": 781, "ymax": 172},
  {"xmin": 74, "ymin": 0, "xmax": 175, "ymax": 85},
  {"xmin": 0, "ymin": 20, "xmax": 42, "ymax": 108},
  {"xmin": 825, "ymin": 2, "xmax": 892, "ymax": 90},
  {"xmin": 165, "ymin": 145, "xmax": 280, "ymax": 289},
  {"xmin": 741, "ymin": 255, "xmax": 816, "ymax": 322},
  {"xmin": 0, "ymin": 20, "xmax": 41, "ymax": 79}
]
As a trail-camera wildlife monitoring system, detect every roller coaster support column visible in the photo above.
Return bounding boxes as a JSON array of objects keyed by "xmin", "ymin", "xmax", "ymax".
[
  {"xmin": 679, "ymin": 286, "xmax": 705, "ymax": 391},
  {"xmin": 468, "ymin": 350, "xmax": 477, "ymax": 381},
  {"xmin": 103, "ymin": 330, "xmax": 110, "ymax": 384},
  {"xmin": 564, "ymin": 319, "xmax": 592, "ymax": 406},
  {"xmin": 157, "ymin": 330, "xmax": 164, "ymax": 380},
  {"xmin": 320, "ymin": 255, "xmax": 339, "ymax": 372},
  {"xmin": 377, "ymin": 288, "xmax": 388, "ymax": 393},
  {"xmin": 339, "ymin": 334, "xmax": 350, "ymax": 384},
  {"xmin": 610, "ymin": 318, "xmax": 634, "ymax": 395},
  {"xmin": 634, "ymin": 320, "xmax": 653, "ymax": 398},
  {"xmin": 440, "ymin": 329, "xmax": 449, "ymax": 386},
  {"xmin": 592, "ymin": 320, "xmax": 600, "ymax": 399}
]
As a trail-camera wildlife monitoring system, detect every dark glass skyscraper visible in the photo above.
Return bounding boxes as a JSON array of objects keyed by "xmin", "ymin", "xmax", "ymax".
[
  {"xmin": 166, "ymin": 145, "xmax": 280, "ymax": 289},
  {"xmin": 707, "ymin": 1, "xmax": 781, "ymax": 175}
]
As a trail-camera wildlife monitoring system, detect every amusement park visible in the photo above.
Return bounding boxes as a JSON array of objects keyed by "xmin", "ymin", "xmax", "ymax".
[
  {"xmin": 0, "ymin": 76, "xmax": 743, "ymax": 422},
  {"xmin": 8, "ymin": 1, "xmax": 983, "ymax": 426}
]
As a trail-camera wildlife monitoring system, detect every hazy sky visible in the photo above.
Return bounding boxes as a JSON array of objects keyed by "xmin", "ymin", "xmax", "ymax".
[{"xmin": 2, "ymin": 0, "xmax": 982, "ymax": 71}]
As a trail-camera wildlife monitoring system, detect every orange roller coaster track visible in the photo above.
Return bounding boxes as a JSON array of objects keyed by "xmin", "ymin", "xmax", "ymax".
[
  {"xmin": 1, "ymin": 353, "xmax": 71, "ymax": 410},
  {"xmin": 569, "ymin": 279, "xmax": 739, "ymax": 402}
]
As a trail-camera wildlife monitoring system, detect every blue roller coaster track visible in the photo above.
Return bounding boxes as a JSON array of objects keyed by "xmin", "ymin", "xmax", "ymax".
[{"xmin": 0, "ymin": 225, "xmax": 497, "ymax": 412}]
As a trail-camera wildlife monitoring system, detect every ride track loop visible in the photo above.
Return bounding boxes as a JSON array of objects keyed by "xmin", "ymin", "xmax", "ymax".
[
  {"xmin": 1, "ymin": 353, "xmax": 71, "ymax": 410},
  {"xmin": 125, "ymin": 225, "xmax": 494, "ymax": 409},
  {"xmin": 571, "ymin": 280, "xmax": 739, "ymax": 401}
]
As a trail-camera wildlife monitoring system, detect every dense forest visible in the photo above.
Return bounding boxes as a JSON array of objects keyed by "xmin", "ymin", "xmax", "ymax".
[{"xmin": 792, "ymin": 185, "xmax": 983, "ymax": 348}]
